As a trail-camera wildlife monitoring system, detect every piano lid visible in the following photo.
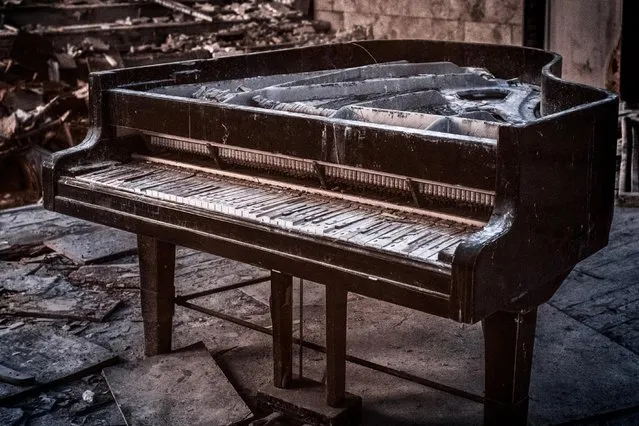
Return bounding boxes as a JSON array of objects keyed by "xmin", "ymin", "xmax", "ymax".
[{"xmin": 146, "ymin": 61, "xmax": 541, "ymax": 139}]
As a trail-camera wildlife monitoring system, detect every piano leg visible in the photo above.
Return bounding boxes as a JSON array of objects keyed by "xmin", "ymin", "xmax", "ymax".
[
  {"xmin": 137, "ymin": 235, "xmax": 176, "ymax": 357},
  {"xmin": 271, "ymin": 271, "xmax": 293, "ymax": 389},
  {"xmin": 326, "ymin": 284, "xmax": 348, "ymax": 407},
  {"xmin": 483, "ymin": 308, "xmax": 538, "ymax": 426}
]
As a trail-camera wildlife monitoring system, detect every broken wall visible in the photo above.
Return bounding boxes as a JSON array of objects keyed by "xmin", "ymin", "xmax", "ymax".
[{"xmin": 314, "ymin": 0, "xmax": 524, "ymax": 45}]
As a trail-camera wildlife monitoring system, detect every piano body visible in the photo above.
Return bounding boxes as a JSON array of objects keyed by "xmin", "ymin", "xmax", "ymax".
[{"xmin": 42, "ymin": 40, "xmax": 617, "ymax": 425}]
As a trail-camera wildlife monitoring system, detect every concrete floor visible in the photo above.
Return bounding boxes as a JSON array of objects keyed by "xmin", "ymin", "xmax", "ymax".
[{"xmin": 0, "ymin": 205, "xmax": 638, "ymax": 425}]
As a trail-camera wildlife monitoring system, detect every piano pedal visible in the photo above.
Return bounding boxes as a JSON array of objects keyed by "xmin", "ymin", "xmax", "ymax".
[{"xmin": 256, "ymin": 378, "xmax": 362, "ymax": 426}]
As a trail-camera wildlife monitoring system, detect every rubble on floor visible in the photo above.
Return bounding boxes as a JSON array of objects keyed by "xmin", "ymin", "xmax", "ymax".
[
  {"xmin": 1, "ymin": 204, "xmax": 639, "ymax": 425},
  {"xmin": 0, "ymin": 0, "xmax": 372, "ymax": 209},
  {"xmin": 0, "ymin": 326, "xmax": 117, "ymax": 403}
]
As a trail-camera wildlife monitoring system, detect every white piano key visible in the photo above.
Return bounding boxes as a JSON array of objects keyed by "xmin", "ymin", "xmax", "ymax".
[
  {"xmin": 232, "ymin": 191, "xmax": 276, "ymax": 208},
  {"xmin": 80, "ymin": 166, "xmax": 131, "ymax": 182},
  {"xmin": 183, "ymin": 182, "xmax": 221, "ymax": 197},
  {"xmin": 343, "ymin": 220, "xmax": 399, "ymax": 244},
  {"xmin": 409, "ymin": 233, "xmax": 463, "ymax": 259},
  {"xmin": 153, "ymin": 180, "xmax": 195, "ymax": 196},
  {"xmin": 321, "ymin": 208, "xmax": 362, "ymax": 227},
  {"xmin": 283, "ymin": 203, "xmax": 325, "ymax": 220},
  {"xmin": 253, "ymin": 196, "xmax": 304, "ymax": 219},
  {"xmin": 266, "ymin": 201, "xmax": 314, "ymax": 220},
  {"xmin": 117, "ymin": 170, "xmax": 165, "ymax": 187},
  {"xmin": 404, "ymin": 232, "xmax": 447, "ymax": 255},
  {"xmin": 366, "ymin": 223, "xmax": 416, "ymax": 248},
  {"xmin": 390, "ymin": 229, "xmax": 437, "ymax": 253},
  {"xmin": 291, "ymin": 205, "xmax": 332, "ymax": 227},
  {"xmin": 199, "ymin": 186, "xmax": 242, "ymax": 201},
  {"xmin": 309, "ymin": 206, "xmax": 354, "ymax": 224},
  {"xmin": 72, "ymin": 161, "xmax": 479, "ymax": 263},
  {"xmin": 102, "ymin": 168, "xmax": 151, "ymax": 185},
  {"xmin": 325, "ymin": 214, "xmax": 377, "ymax": 239},
  {"xmin": 235, "ymin": 191, "xmax": 279, "ymax": 208},
  {"xmin": 383, "ymin": 225, "xmax": 427, "ymax": 251},
  {"xmin": 410, "ymin": 229, "xmax": 469, "ymax": 259},
  {"xmin": 292, "ymin": 204, "xmax": 333, "ymax": 225}
]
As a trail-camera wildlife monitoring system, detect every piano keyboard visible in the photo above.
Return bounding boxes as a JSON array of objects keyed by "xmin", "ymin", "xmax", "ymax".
[
  {"xmin": 146, "ymin": 134, "xmax": 496, "ymax": 209},
  {"xmin": 71, "ymin": 161, "xmax": 479, "ymax": 264}
]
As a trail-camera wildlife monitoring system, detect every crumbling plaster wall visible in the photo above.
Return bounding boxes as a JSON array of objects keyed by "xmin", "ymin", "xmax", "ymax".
[
  {"xmin": 315, "ymin": 0, "xmax": 524, "ymax": 45},
  {"xmin": 548, "ymin": 0, "xmax": 622, "ymax": 89}
]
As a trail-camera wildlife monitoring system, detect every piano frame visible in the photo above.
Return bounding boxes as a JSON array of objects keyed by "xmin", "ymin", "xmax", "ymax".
[{"xmin": 43, "ymin": 40, "xmax": 618, "ymax": 425}]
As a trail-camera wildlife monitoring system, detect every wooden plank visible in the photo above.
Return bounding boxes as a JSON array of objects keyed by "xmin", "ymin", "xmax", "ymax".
[
  {"xmin": 0, "ymin": 205, "xmax": 95, "ymax": 259},
  {"xmin": 2, "ymin": 2, "xmax": 177, "ymax": 27},
  {"xmin": 39, "ymin": 19, "xmax": 240, "ymax": 51},
  {"xmin": 151, "ymin": 0, "xmax": 213, "ymax": 22},
  {"xmin": 44, "ymin": 227, "xmax": 137, "ymax": 264},
  {"xmin": 1, "ymin": 275, "xmax": 123, "ymax": 322},
  {"xmin": 68, "ymin": 263, "xmax": 140, "ymax": 288},
  {"xmin": 0, "ymin": 364, "xmax": 35, "ymax": 386},
  {"xmin": 0, "ymin": 327, "xmax": 117, "ymax": 403},
  {"xmin": 103, "ymin": 342, "xmax": 252, "ymax": 426}
]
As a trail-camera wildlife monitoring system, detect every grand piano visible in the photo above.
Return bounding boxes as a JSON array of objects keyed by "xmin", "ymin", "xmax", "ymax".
[{"xmin": 42, "ymin": 40, "xmax": 618, "ymax": 425}]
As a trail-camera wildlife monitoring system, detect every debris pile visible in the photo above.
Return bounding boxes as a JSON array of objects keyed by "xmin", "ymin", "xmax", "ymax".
[
  {"xmin": 0, "ymin": 0, "xmax": 372, "ymax": 209},
  {"xmin": 0, "ymin": 205, "xmax": 269, "ymax": 425},
  {"xmin": 0, "ymin": 58, "xmax": 89, "ymax": 208},
  {"xmin": 138, "ymin": 20, "xmax": 369, "ymax": 57}
]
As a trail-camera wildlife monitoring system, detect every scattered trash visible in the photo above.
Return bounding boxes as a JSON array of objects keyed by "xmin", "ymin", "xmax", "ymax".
[
  {"xmin": 0, "ymin": 0, "xmax": 371, "ymax": 209},
  {"xmin": 44, "ymin": 228, "xmax": 138, "ymax": 265},
  {"xmin": 81, "ymin": 390, "xmax": 95, "ymax": 404},
  {"xmin": 0, "ymin": 327, "xmax": 117, "ymax": 403},
  {"xmin": 0, "ymin": 407, "xmax": 24, "ymax": 426},
  {"xmin": 7, "ymin": 321, "xmax": 24, "ymax": 330}
]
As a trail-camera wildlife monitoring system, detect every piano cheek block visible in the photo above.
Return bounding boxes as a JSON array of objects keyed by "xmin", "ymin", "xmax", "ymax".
[{"xmin": 45, "ymin": 40, "xmax": 618, "ymax": 426}]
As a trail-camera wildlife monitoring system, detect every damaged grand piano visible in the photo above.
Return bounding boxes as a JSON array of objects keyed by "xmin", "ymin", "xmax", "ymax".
[{"xmin": 42, "ymin": 40, "xmax": 618, "ymax": 425}]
